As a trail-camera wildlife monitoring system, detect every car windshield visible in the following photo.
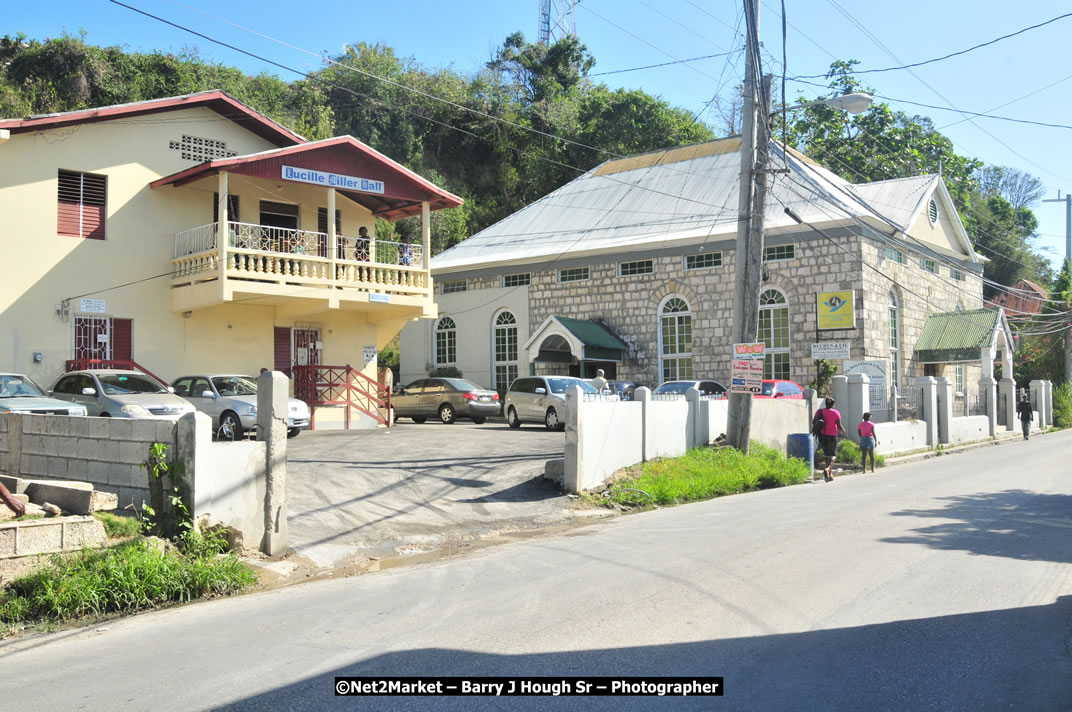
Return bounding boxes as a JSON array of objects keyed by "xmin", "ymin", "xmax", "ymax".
[
  {"xmin": 98, "ymin": 374, "xmax": 167, "ymax": 395},
  {"xmin": 547, "ymin": 378, "xmax": 597, "ymax": 394},
  {"xmin": 212, "ymin": 377, "xmax": 258, "ymax": 396},
  {"xmin": 441, "ymin": 378, "xmax": 484, "ymax": 392},
  {"xmin": 762, "ymin": 382, "xmax": 775, "ymax": 396},
  {"xmin": 654, "ymin": 382, "xmax": 693, "ymax": 395},
  {"xmin": 0, "ymin": 375, "xmax": 47, "ymax": 398}
]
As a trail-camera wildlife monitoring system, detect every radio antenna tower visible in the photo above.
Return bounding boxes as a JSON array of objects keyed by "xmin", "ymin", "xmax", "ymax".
[{"xmin": 538, "ymin": 0, "xmax": 579, "ymax": 45}]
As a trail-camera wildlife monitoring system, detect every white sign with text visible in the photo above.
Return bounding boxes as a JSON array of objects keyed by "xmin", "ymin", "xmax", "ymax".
[{"xmin": 811, "ymin": 342, "xmax": 851, "ymax": 360}]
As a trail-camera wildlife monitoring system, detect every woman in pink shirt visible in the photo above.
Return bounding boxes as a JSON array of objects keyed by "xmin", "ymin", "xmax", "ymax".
[
  {"xmin": 857, "ymin": 412, "xmax": 878, "ymax": 473},
  {"xmin": 815, "ymin": 397, "xmax": 846, "ymax": 481}
]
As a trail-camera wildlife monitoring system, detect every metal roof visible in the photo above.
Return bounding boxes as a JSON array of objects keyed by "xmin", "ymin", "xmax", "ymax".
[
  {"xmin": 432, "ymin": 138, "xmax": 930, "ymax": 274},
  {"xmin": 914, "ymin": 308, "xmax": 1006, "ymax": 363},
  {"xmin": 556, "ymin": 317, "xmax": 629, "ymax": 351}
]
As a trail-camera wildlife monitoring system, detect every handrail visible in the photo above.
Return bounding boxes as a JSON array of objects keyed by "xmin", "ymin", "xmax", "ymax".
[
  {"xmin": 291, "ymin": 364, "xmax": 391, "ymax": 429},
  {"xmin": 64, "ymin": 359, "xmax": 170, "ymax": 388}
]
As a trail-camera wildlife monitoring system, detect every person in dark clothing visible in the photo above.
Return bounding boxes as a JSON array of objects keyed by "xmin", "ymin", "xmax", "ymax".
[{"xmin": 1016, "ymin": 395, "xmax": 1034, "ymax": 440}]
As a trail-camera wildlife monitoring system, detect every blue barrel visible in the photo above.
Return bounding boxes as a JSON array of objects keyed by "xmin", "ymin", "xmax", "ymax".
[{"xmin": 786, "ymin": 433, "xmax": 815, "ymax": 465}]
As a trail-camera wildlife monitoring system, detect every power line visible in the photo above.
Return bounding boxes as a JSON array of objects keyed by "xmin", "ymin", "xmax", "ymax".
[
  {"xmin": 790, "ymin": 10, "xmax": 1072, "ymax": 79},
  {"xmin": 588, "ymin": 51, "xmax": 733, "ymax": 77}
]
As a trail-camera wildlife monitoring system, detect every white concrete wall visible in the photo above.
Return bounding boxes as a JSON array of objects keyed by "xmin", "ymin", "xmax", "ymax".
[
  {"xmin": 647, "ymin": 399, "xmax": 688, "ymax": 458},
  {"xmin": 750, "ymin": 399, "xmax": 809, "ymax": 451},
  {"xmin": 874, "ymin": 420, "xmax": 929, "ymax": 456},
  {"xmin": 705, "ymin": 399, "xmax": 729, "ymax": 442},
  {"xmin": 193, "ymin": 439, "xmax": 267, "ymax": 544},
  {"xmin": 949, "ymin": 415, "xmax": 989, "ymax": 444},
  {"xmin": 574, "ymin": 399, "xmax": 644, "ymax": 492}
]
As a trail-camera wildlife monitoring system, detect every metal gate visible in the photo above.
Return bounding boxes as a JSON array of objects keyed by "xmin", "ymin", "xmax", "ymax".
[
  {"xmin": 74, "ymin": 316, "xmax": 110, "ymax": 360},
  {"xmin": 293, "ymin": 328, "xmax": 321, "ymax": 368}
]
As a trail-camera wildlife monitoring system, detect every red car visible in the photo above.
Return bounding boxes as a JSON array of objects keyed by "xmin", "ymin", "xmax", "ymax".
[{"xmin": 756, "ymin": 379, "xmax": 805, "ymax": 399}]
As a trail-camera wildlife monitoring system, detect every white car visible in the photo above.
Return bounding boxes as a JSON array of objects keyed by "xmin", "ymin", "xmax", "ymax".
[
  {"xmin": 170, "ymin": 374, "xmax": 310, "ymax": 439},
  {"xmin": 503, "ymin": 376, "xmax": 597, "ymax": 430},
  {"xmin": 51, "ymin": 370, "xmax": 194, "ymax": 419},
  {"xmin": 0, "ymin": 373, "xmax": 88, "ymax": 416}
]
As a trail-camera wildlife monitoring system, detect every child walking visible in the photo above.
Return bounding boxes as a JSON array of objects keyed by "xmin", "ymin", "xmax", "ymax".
[{"xmin": 857, "ymin": 412, "xmax": 878, "ymax": 473}]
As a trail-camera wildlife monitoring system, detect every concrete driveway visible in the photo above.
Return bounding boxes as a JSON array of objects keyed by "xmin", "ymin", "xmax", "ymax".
[{"xmin": 285, "ymin": 420, "xmax": 581, "ymax": 567}]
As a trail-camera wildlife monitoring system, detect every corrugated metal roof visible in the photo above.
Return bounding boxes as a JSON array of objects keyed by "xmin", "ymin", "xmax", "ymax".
[
  {"xmin": 432, "ymin": 139, "xmax": 903, "ymax": 273},
  {"xmin": 914, "ymin": 308, "xmax": 999, "ymax": 362},
  {"xmin": 556, "ymin": 317, "xmax": 628, "ymax": 350},
  {"xmin": 847, "ymin": 175, "xmax": 938, "ymax": 230}
]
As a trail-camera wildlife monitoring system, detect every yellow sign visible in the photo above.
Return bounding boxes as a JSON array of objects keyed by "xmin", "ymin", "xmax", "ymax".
[{"xmin": 816, "ymin": 290, "xmax": 856, "ymax": 330}]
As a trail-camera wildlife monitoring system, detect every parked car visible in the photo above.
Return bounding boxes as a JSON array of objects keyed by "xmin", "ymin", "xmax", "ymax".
[
  {"xmin": 391, "ymin": 377, "xmax": 500, "ymax": 424},
  {"xmin": 757, "ymin": 379, "xmax": 805, "ymax": 399},
  {"xmin": 600, "ymin": 380, "xmax": 641, "ymax": 400},
  {"xmin": 170, "ymin": 374, "xmax": 311, "ymax": 439},
  {"xmin": 0, "ymin": 373, "xmax": 88, "ymax": 416},
  {"xmin": 50, "ymin": 370, "xmax": 194, "ymax": 419},
  {"xmin": 504, "ymin": 376, "xmax": 598, "ymax": 430},
  {"xmin": 653, "ymin": 380, "xmax": 727, "ymax": 396}
]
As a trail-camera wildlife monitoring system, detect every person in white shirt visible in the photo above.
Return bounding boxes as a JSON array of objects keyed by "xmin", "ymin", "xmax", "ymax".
[{"xmin": 591, "ymin": 369, "xmax": 608, "ymax": 394}]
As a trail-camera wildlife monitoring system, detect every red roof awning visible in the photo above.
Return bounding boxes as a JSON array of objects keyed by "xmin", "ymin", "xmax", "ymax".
[{"xmin": 151, "ymin": 136, "xmax": 462, "ymax": 220}]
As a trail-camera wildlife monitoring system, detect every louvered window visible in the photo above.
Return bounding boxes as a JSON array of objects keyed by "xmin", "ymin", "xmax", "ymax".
[{"xmin": 58, "ymin": 170, "xmax": 107, "ymax": 240}]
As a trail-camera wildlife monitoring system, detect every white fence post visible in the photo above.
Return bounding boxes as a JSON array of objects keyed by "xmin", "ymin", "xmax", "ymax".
[
  {"xmin": 979, "ymin": 377, "xmax": 998, "ymax": 437},
  {"xmin": 634, "ymin": 386, "xmax": 651, "ymax": 462},
  {"xmin": 998, "ymin": 378, "xmax": 1016, "ymax": 432},
  {"xmin": 685, "ymin": 387, "xmax": 702, "ymax": 450},
  {"xmin": 1045, "ymin": 380, "xmax": 1054, "ymax": 426},
  {"xmin": 257, "ymin": 371, "xmax": 289, "ymax": 556},
  {"xmin": 915, "ymin": 376, "xmax": 937, "ymax": 447},
  {"xmin": 935, "ymin": 376, "xmax": 953, "ymax": 445},
  {"xmin": 845, "ymin": 373, "xmax": 869, "ymax": 444},
  {"xmin": 563, "ymin": 386, "xmax": 582, "ymax": 494},
  {"xmin": 831, "ymin": 375, "xmax": 848, "ymax": 413},
  {"xmin": 1029, "ymin": 379, "xmax": 1046, "ymax": 428}
]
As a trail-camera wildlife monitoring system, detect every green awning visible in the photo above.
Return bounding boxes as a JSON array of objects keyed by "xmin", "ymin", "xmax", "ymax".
[
  {"xmin": 914, "ymin": 308, "xmax": 1000, "ymax": 363},
  {"xmin": 555, "ymin": 316, "xmax": 628, "ymax": 362}
]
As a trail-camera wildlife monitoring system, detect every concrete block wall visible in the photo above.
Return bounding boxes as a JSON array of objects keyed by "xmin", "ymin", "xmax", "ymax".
[{"xmin": 0, "ymin": 413, "xmax": 176, "ymax": 509}]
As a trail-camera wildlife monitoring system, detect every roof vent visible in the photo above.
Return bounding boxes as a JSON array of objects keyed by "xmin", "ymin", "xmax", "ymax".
[{"xmin": 928, "ymin": 198, "xmax": 938, "ymax": 225}]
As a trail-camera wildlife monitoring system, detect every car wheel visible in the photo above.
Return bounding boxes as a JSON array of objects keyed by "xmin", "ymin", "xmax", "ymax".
[
  {"xmin": 287, "ymin": 427, "xmax": 300, "ymax": 439},
  {"xmin": 544, "ymin": 407, "xmax": 562, "ymax": 431},
  {"xmin": 412, "ymin": 417, "xmax": 427, "ymax": 424},
  {"xmin": 507, "ymin": 407, "xmax": 521, "ymax": 429},
  {"xmin": 100, "ymin": 412, "xmax": 111, "ymax": 417},
  {"xmin": 219, "ymin": 411, "xmax": 244, "ymax": 441},
  {"xmin": 472, "ymin": 417, "xmax": 487, "ymax": 425},
  {"xmin": 438, "ymin": 404, "xmax": 456, "ymax": 424}
]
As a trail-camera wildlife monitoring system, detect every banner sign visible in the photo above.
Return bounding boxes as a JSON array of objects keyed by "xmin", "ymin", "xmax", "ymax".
[
  {"xmin": 811, "ymin": 342, "xmax": 851, "ymax": 360},
  {"xmin": 730, "ymin": 342, "xmax": 765, "ymax": 394},
  {"xmin": 844, "ymin": 359, "xmax": 887, "ymax": 412},
  {"xmin": 282, "ymin": 165, "xmax": 385, "ymax": 195},
  {"xmin": 816, "ymin": 290, "xmax": 856, "ymax": 330}
]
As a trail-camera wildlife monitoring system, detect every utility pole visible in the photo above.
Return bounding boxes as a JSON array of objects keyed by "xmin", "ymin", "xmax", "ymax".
[
  {"xmin": 1043, "ymin": 192, "xmax": 1072, "ymax": 381},
  {"xmin": 728, "ymin": 0, "xmax": 769, "ymax": 452}
]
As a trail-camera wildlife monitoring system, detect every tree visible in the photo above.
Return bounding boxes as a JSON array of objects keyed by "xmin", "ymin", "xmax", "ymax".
[
  {"xmin": 975, "ymin": 166, "xmax": 1045, "ymax": 209},
  {"xmin": 964, "ymin": 194, "xmax": 1050, "ymax": 297},
  {"xmin": 1014, "ymin": 260, "xmax": 1071, "ymax": 386}
]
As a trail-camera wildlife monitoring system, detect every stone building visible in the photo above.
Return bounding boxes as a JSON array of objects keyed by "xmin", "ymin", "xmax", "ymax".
[{"xmin": 400, "ymin": 138, "xmax": 1007, "ymax": 420}]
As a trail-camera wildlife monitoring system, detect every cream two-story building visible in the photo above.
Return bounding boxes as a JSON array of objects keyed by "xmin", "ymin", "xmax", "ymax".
[{"xmin": 1, "ymin": 91, "xmax": 460, "ymax": 424}]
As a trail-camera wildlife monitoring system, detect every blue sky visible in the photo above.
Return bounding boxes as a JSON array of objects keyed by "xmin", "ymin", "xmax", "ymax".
[{"xmin": 8, "ymin": 0, "xmax": 1072, "ymax": 268}]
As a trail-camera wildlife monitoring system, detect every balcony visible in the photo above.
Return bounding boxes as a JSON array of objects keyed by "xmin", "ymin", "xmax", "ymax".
[{"xmin": 171, "ymin": 222, "xmax": 430, "ymax": 314}]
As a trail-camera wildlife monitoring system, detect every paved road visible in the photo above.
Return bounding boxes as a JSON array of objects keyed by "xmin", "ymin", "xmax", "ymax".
[
  {"xmin": 285, "ymin": 421, "xmax": 571, "ymax": 566},
  {"xmin": 4, "ymin": 431, "xmax": 1072, "ymax": 711}
]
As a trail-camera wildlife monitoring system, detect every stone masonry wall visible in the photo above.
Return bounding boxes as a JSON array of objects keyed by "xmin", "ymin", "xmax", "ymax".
[{"xmin": 0, "ymin": 414, "xmax": 177, "ymax": 510}]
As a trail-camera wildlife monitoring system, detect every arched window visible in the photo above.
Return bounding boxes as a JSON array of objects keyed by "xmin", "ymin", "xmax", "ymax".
[
  {"xmin": 435, "ymin": 316, "xmax": 456, "ymax": 366},
  {"xmin": 889, "ymin": 292, "xmax": 900, "ymax": 394},
  {"xmin": 659, "ymin": 296, "xmax": 693, "ymax": 382},
  {"xmin": 758, "ymin": 288, "xmax": 790, "ymax": 380},
  {"xmin": 493, "ymin": 311, "xmax": 518, "ymax": 395}
]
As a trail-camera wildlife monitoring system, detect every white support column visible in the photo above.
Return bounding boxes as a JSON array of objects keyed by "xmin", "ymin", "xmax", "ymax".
[
  {"xmin": 217, "ymin": 171, "xmax": 229, "ymax": 281},
  {"xmin": 916, "ymin": 376, "xmax": 938, "ymax": 447},
  {"xmin": 563, "ymin": 386, "xmax": 582, "ymax": 494},
  {"xmin": 257, "ymin": 371, "xmax": 289, "ymax": 556},
  {"xmin": 421, "ymin": 200, "xmax": 431, "ymax": 271},
  {"xmin": 979, "ymin": 377, "xmax": 998, "ymax": 437},
  {"xmin": 686, "ymin": 387, "xmax": 703, "ymax": 450},
  {"xmin": 634, "ymin": 386, "xmax": 651, "ymax": 462},
  {"xmin": 1030, "ymin": 379, "xmax": 1046, "ymax": 428},
  {"xmin": 831, "ymin": 374, "xmax": 848, "ymax": 414},
  {"xmin": 327, "ymin": 187, "xmax": 337, "ymax": 284},
  {"xmin": 935, "ymin": 376, "xmax": 953, "ymax": 445},
  {"xmin": 845, "ymin": 373, "xmax": 869, "ymax": 444},
  {"xmin": 1045, "ymin": 380, "xmax": 1054, "ymax": 425},
  {"xmin": 998, "ymin": 378, "xmax": 1016, "ymax": 432}
]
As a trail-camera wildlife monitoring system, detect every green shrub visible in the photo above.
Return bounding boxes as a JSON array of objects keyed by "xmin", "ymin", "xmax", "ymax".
[
  {"xmin": 428, "ymin": 366, "xmax": 463, "ymax": 378},
  {"xmin": 93, "ymin": 511, "xmax": 141, "ymax": 539},
  {"xmin": 837, "ymin": 439, "xmax": 861, "ymax": 463},
  {"xmin": 1054, "ymin": 382, "xmax": 1072, "ymax": 429},
  {"xmin": 607, "ymin": 442, "xmax": 810, "ymax": 506},
  {"xmin": 0, "ymin": 531, "xmax": 255, "ymax": 630}
]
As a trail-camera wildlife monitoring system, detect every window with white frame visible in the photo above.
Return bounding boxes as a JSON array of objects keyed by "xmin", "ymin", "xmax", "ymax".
[
  {"xmin": 685, "ymin": 252, "xmax": 722, "ymax": 270},
  {"xmin": 659, "ymin": 297, "xmax": 693, "ymax": 381},
  {"xmin": 493, "ymin": 311, "xmax": 519, "ymax": 395},
  {"xmin": 920, "ymin": 256, "xmax": 937, "ymax": 273},
  {"xmin": 558, "ymin": 267, "xmax": 590, "ymax": 283},
  {"xmin": 441, "ymin": 280, "xmax": 467, "ymax": 294},
  {"xmin": 502, "ymin": 273, "xmax": 531, "ymax": 288},
  {"xmin": 950, "ymin": 268, "xmax": 965, "ymax": 281},
  {"xmin": 763, "ymin": 244, "xmax": 794, "ymax": 262},
  {"xmin": 955, "ymin": 364, "xmax": 965, "ymax": 394},
  {"xmin": 758, "ymin": 288, "xmax": 790, "ymax": 380},
  {"xmin": 618, "ymin": 259, "xmax": 653, "ymax": 276},
  {"xmin": 885, "ymin": 246, "xmax": 905, "ymax": 264},
  {"xmin": 435, "ymin": 316, "xmax": 457, "ymax": 365},
  {"xmin": 889, "ymin": 291, "xmax": 901, "ymax": 395}
]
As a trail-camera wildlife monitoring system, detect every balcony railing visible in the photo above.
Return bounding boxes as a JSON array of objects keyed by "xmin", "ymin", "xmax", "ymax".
[{"xmin": 172, "ymin": 222, "xmax": 428, "ymax": 295}]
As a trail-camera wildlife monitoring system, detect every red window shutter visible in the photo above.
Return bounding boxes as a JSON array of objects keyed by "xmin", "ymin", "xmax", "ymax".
[
  {"xmin": 274, "ymin": 327, "xmax": 291, "ymax": 371},
  {"xmin": 112, "ymin": 319, "xmax": 133, "ymax": 361},
  {"xmin": 57, "ymin": 170, "xmax": 107, "ymax": 240}
]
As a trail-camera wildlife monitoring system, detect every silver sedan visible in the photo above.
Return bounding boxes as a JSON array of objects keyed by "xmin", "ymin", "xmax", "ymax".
[
  {"xmin": 50, "ymin": 369, "xmax": 194, "ymax": 419},
  {"xmin": 170, "ymin": 374, "xmax": 311, "ymax": 439}
]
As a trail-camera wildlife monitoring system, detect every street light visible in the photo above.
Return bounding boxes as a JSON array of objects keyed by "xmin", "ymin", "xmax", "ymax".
[{"xmin": 727, "ymin": 0, "xmax": 873, "ymax": 452}]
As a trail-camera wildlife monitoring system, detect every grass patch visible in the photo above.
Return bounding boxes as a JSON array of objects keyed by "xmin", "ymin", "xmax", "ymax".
[
  {"xmin": 0, "ymin": 530, "xmax": 255, "ymax": 634},
  {"xmin": 93, "ymin": 511, "xmax": 142, "ymax": 539},
  {"xmin": 604, "ymin": 442, "xmax": 810, "ymax": 507}
]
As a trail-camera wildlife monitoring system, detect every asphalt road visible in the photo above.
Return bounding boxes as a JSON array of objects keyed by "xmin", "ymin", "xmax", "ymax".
[
  {"xmin": 285, "ymin": 420, "xmax": 570, "ymax": 566},
  {"xmin": 3, "ymin": 431, "xmax": 1072, "ymax": 711}
]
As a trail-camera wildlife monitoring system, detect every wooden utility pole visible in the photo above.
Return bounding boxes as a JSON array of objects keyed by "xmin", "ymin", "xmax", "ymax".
[
  {"xmin": 1043, "ymin": 193, "xmax": 1072, "ymax": 382},
  {"xmin": 728, "ymin": 0, "xmax": 770, "ymax": 452}
]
